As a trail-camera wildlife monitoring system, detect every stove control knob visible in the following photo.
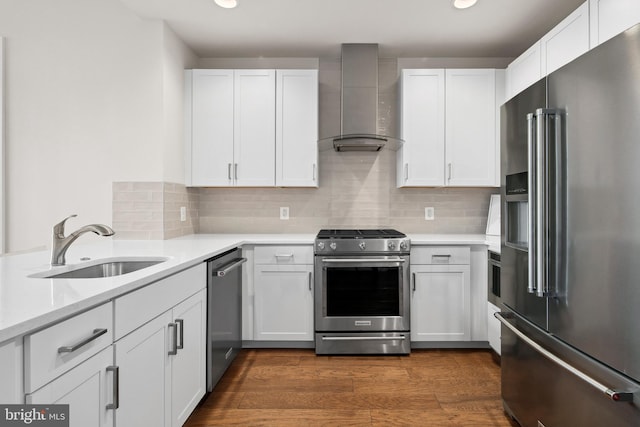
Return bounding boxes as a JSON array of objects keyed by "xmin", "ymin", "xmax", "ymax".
[
  {"xmin": 329, "ymin": 242, "xmax": 337, "ymax": 251},
  {"xmin": 388, "ymin": 241, "xmax": 396, "ymax": 250},
  {"xmin": 317, "ymin": 242, "xmax": 325, "ymax": 250},
  {"xmin": 399, "ymin": 241, "xmax": 408, "ymax": 250},
  {"xmin": 359, "ymin": 242, "xmax": 366, "ymax": 250}
]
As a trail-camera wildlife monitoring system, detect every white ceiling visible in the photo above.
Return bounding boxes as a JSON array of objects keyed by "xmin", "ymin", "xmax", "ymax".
[{"xmin": 119, "ymin": 0, "xmax": 585, "ymax": 58}]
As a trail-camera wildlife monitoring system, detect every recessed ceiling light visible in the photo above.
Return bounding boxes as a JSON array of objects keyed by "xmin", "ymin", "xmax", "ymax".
[
  {"xmin": 214, "ymin": 0, "xmax": 238, "ymax": 9},
  {"xmin": 453, "ymin": 0, "xmax": 478, "ymax": 9}
]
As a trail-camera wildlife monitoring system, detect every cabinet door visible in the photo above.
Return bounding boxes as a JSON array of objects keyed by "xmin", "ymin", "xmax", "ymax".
[
  {"xmin": 590, "ymin": 0, "xmax": 640, "ymax": 47},
  {"xmin": 234, "ymin": 69, "xmax": 276, "ymax": 186},
  {"xmin": 541, "ymin": 2, "xmax": 590, "ymax": 75},
  {"xmin": 27, "ymin": 346, "xmax": 114, "ymax": 427},
  {"xmin": 115, "ymin": 311, "xmax": 172, "ymax": 427},
  {"xmin": 170, "ymin": 290, "xmax": 206, "ymax": 427},
  {"xmin": 189, "ymin": 69, "xmax": 235, "ymax": 186},
  {"xmin": 487, "ymin": 302, "xmax": 501, "ymax": 355},
  {"xmin": 445, "ymin": 69, "xmax": 497, "ymax": 187},
  {"xmin": 411, "ymin": 264, "xmax": 471, "ymax": 341},
  {"xmin": 276, "ymin": 69, "xmax": 318, "ymax": 187},
  {"xmin": 506, "ymin": 42, "xmax": 542, "ymax": 100},
  {"xmin": 398, "ymin": 69, "xmax": 445, "ymax": 187},
  {"xmin": 254, "ymin": 265, "xmax": 314, "ymax": 341},
  {"xmin": 0, "ymin": 338, "xmax": 22, "ymax": 404}
]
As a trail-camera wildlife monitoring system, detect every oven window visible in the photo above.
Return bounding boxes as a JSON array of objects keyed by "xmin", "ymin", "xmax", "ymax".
[{"xmin": 326, "ymin": 266, "xmax": 400, "ymax": 316}]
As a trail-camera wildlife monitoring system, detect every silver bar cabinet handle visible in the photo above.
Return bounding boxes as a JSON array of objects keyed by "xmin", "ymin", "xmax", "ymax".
[
  {"xmin": 312, "ymin": 163, "xmax": 316, "ymax": 181},
  {"xmin": 176, "ymin": 318, "xmax": 184, "ymax": 350},
  {"xmin": 106, "ymin": 366, "xmax": 119, "ymax": 410},
  {"xmin": 448, "ymin": 163, "xmax": 452, "ymax": 181},
  {"xmin": 495, "ymin": 313, "xmax": 633, "ymax": 402},
  {"xmin": 168, "ymin": 322, "xmax": 178, "ymax": 355},
  {"xmin": 227, "ymin": 163, "xmax": 232, "ymax": 180},
  {"xmin": 404, "ymin": 164, "xmax": 409, "ymax": 181},
  {"xmin": 308, "ymin": 271, "xmax": 313, "ymax": 291},
  {"xmin": 213, "ymin": 258, "xmax": 247, "ymax": 277},
  {"xmin": 57, "ymin": 328, "xmax": 108, "ymax": 353},
  {"xmin": 412, "ymin": 272, "xmax": 416, "ymax": 292},
  {"xmin": 527, "ymin": 112, "xmax": 537, "ymax": 294},
  {"xmin": 234, "ymin": 163, "xmax": 238, "ymax": 180}
]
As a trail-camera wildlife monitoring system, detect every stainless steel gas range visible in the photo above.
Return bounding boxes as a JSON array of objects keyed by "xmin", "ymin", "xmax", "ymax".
[{"xmin": 314, "ymin": 229, "xmax": 411, "ymax": 355}]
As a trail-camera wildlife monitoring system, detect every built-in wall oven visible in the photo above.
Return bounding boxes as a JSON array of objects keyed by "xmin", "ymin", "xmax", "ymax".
[
  {"xmin": 488, "ymin": 250, "xmax": 501, "ymax": 306},
  {"xmin": 314, "ymin": 229, "xmax": 411, "ymax": 355}
]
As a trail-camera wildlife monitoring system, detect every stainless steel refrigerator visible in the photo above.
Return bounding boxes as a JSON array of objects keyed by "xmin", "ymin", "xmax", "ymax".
[{"xmin": 498, "ymin": 24, "xmax": 640, "ymax": 427}]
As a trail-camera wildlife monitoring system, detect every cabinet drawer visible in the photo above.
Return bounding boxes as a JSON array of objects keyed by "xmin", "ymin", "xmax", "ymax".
[
  {"xmin": 410, "ymin": 246, "xmax": 470, "ymax": 265},
  {"xmin": 254, "ymin": 245, "xmax": 313, "ymax": 265},
  {"xmin": 24, "ymin": 302, "xmax": 113, "ymax": 393},
  {"xmin": 114, "ymin": 263, "xmax": 206, "ymax": 340}
]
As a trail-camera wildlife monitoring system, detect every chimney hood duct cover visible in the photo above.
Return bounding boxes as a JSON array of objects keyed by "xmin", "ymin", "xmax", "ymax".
[{"xmin": 322, "ymin": 44, "xmax": 402, "ymax": 152}]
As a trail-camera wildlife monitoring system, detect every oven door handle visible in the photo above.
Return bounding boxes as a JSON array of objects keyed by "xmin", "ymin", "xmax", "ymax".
[
  {"xmin": 321, "ymin": 335, "xmax": 407, "ymax": 341},
  {"xmin": 321, "ymin": 258, "xmax": 406, "ymax": 263}
]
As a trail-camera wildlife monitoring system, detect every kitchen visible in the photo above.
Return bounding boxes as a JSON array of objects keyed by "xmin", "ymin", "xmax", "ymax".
[{"xmin": 1, "ymin": 1, "xmax": 640, "ymax": 426}]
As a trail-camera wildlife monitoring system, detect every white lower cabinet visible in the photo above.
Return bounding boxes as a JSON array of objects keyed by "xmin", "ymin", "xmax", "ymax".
[
  {"xmin": 410, "ymin": 246, "xmax": 471, "ymax": 342},
  {"xmin": 115, "ymin": 289, "xmax": 206, "ymax": 427},
  {"xmin": 0, "ymin": 337, "xmax": 23, "ymax": 404},
  {"xmin": 254, "ymin": 265, "xmax": 314, "ymax": 341},
  {"xmin": 411, "ymin": 264, "xmax": 471, "ymax": 341},
  {"xmin": 253, "ymin": 245, "xmax": 314, "ymax": 342},
  {"xmin": 487, "ymin": 302, "xmax": 501, "ymax": 355},
  {"xmin": 27, "ymin": 346, "xmax": 114, "ymax": 427}
]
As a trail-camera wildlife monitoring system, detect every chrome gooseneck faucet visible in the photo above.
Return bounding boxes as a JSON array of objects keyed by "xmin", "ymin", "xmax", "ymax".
[{"xmin": 51, "ymin": 214, "xmax": 115, "ymax": 266}]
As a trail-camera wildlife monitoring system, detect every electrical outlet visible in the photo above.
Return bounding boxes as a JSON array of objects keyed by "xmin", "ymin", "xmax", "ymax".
[
  {"xmin": 280, "ymin": 207, "xmax": 290, "ymax": 220},
  {"xmin": 180, "ymin": 206, "xmax": 187, "ymax": 222},
  {"xmin": 425, "ymin": 207, "xmax": 435, "ymax": 221}
]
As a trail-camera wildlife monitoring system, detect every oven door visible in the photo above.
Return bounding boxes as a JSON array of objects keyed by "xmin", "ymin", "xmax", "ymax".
[{"xmin": 314, "ymin": 255, "xmax": 410, "ymax": 332}]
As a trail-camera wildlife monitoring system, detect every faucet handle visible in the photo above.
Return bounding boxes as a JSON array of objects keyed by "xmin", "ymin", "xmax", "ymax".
[{"xmin": 53, "ymin": 214, "xmax": 78, "ymax": 237}]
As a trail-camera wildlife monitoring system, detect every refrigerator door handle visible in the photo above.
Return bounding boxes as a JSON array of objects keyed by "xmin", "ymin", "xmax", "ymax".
[
  {"xmin": 535, "ymin": 108, "xmax": 561, "ymax": 298},
  {"xmin": 526, "ymin": 112, "xmax": 537, "ymax": 295},
  {"xmin": 495, "ymin": 312, "xmax": 634, "ymax": 403}
]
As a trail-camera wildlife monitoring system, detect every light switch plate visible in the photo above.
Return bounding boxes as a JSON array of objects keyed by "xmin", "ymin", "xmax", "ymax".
[{"xmin": 180, "ymin": 206, "xmax": 187, "ymax": 222}]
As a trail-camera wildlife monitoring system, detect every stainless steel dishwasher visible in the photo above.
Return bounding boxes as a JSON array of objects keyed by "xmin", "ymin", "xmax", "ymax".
[{"xmin": 206, "ymin": 248, "xmax": 246, "ymax": 391}]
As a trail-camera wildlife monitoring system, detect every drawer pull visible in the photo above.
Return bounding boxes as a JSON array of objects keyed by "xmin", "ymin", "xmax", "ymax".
[
  {"xmin": 275, "ymin": 254, "xmax": 294, "ymax": 258},
  {"xmin": 57, "ymin": 328, "xmax": 108, "ymax": 354}
]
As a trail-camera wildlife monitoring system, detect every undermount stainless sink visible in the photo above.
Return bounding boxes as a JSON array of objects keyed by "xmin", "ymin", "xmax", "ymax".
[{"xmin": 31, "ymin": 257, "xmax": 169, "ymax": 279}]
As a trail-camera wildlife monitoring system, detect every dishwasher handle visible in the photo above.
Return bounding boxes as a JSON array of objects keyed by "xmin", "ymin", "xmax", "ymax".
[{"xmin": 212, "ymin": 258, "xmax": 247, "ymax": 277}]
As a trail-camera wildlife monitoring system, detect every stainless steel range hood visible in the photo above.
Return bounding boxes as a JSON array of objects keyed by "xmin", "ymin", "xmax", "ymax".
[{"xmin": 321, "ymin": 44, "xmax": 402, "ymax": 152}]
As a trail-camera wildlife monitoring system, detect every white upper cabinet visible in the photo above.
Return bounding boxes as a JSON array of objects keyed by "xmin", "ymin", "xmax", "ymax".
[
  {"xmin": 398, "ymin": 69, "xmax": 445, "ymax": 187},
  {"xmin": 233, "ymin": 69, "xmax": 276, "ymax": 187},
  {"xmin": 590, "ymin": 0, "xmax": 640, "ymax": 47},
  {"xmin": 445, "ymin": 69, "xmax": 497, "ymax": 187},
  {"xmin": 507, "ymin": 2, "xmax": 590, "ymax": 100},
  {"xmin": 187, "ymin": 69, "xmax": 234, "ymax": 186},
  {"xmin": 399, "ymin": 68, "xmax": 498, "ymax": 187},
  {"xmin": 506, "ymin": 42, "xmax": 542, "ymax": 101},
  {"xmin": 540, "ymin": 2, "xmax": 590, "ymax": 75},
  {"xmin": 275, "ymin": 69, "xmax": 319, "ymax": 187},
  {"xmin": 186, "ymin": 68, "xmax": 318, "ymax": 188}
]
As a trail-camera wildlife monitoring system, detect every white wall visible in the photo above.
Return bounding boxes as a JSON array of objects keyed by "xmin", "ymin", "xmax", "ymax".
[{"xmin": 0, "ymin": 0, "xmax": 194, "ymax": 252}]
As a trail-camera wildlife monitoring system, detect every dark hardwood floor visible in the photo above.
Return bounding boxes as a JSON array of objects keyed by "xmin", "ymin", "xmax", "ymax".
[{"xmin": 185, "ymin": 348, "xmax": 518, "ymax": 426}]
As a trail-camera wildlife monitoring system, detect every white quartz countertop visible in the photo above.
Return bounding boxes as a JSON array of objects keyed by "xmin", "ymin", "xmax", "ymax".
[{"xmin": 0, "ymin": 232, "xmax": 497, "ymax": 343}]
